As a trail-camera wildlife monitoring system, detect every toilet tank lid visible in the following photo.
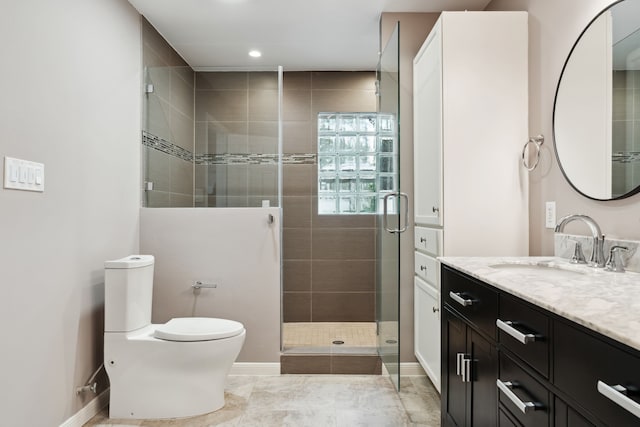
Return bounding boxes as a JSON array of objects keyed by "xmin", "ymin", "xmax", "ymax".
[{"xmin": 105, "ymin": 255, "xmax": 154, "ymax": 269}]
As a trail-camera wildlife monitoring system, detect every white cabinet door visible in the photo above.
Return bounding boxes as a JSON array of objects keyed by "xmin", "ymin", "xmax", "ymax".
[
  {"xmin": 414, "ymin": 276, "xmax": 441, "ymax": 392},
  {"xmin": 413, "ymin": 22, "xmax": 443, "ymax": 227}
]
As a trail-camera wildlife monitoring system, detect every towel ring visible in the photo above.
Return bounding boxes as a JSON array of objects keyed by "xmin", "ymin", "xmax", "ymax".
[{"xmin": 522, "ymin": 135, "xmax": 544, "ymax": 171}]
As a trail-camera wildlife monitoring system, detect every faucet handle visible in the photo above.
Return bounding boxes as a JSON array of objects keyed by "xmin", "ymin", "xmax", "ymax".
[
  {"xmin": 605, "ymin": 246, "xmax": 629, "ymax": 273},
  {"xmin": 569, "ymin": 240, "xmax": 587, "ymax": 264}
]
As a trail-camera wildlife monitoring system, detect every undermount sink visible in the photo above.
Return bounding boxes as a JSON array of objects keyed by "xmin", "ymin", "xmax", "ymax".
[{"xmin": 489, "ymin": 262, "xmax": 587, "ymax": 277}]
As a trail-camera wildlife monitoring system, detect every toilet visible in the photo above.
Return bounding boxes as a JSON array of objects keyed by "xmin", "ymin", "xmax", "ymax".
[{"xmin": 103, "ymin": 255, "xmax": 245, "ymax": 420}]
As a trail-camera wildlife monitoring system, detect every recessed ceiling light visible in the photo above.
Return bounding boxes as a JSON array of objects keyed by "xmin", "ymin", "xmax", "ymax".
[{"xmin": 248, "ymin": 50, "xmax": 262, "ymax": 58}]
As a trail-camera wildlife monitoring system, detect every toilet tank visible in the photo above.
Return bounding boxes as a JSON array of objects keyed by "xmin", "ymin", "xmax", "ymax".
[{"xmin": 104, "ymin": 255, "xmax": 155, "ymax": 332}]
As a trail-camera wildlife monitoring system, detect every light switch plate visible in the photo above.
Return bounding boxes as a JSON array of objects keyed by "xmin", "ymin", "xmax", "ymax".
[
  {"xmin": 545, "ymin": 201, "xmax": 556, "ymax": 229},
  {"xmin": 4, "ymin": 156, "xmax": 45, "ymax": 192}
]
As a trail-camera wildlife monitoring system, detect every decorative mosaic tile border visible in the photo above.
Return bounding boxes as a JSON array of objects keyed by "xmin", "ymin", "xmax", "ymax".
[
  {"xmin": 142, "ymin": 131, "xmax": 193, "ymax": 162},
  {"xmin": 194, "ymin": 153, "xmax": 316, "ymax": 165},
  {"xmin": 143, "ymin": 130, "xmax": 317, "ymax": 165},
  {"xmin": 612, "ymin": 151, "xmax": 640, "ymax": 163}
]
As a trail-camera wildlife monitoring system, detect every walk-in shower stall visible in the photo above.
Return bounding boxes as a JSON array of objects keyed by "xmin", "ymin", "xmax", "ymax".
[{"xmin": 140, "ymin": 18, "xmax": 401, "ymax": 383}]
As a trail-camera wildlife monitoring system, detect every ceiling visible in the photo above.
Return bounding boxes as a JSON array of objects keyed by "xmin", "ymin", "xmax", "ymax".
[{"xmin": 127, "ymin": 0, "xmax": 492, "ymax": 71}]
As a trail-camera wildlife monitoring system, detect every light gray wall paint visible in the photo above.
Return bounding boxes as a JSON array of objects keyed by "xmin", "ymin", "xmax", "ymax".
[
  {"xmin": 485, "ymin": 0, "xmax": 640, "ymax": 253},
  {"xmin": 0, "ymin": 0, "xmax": 141, "ymax": 425},
  {"xmin": 140, "ymin": 208, "xmax": 281, "ymax": 362}
]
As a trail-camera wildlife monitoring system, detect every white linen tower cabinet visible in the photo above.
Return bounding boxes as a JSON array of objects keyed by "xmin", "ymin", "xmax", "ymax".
[{"xmin": 412, "ymin": 11, "xmax": 530, "ymax": 392}]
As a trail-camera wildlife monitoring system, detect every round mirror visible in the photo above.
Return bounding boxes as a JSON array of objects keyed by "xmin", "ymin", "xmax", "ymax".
[{"xmin": 554, "ymin": 0, "xmax": 640, "ymax": 200}]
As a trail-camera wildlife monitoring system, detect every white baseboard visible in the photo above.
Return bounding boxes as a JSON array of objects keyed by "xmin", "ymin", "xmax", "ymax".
[
  {"xmin": 59, "ymin": 389, "xmax": 109, "ymax": 427},
  {"xmin": 401, "ymin": 362, "xmax": 427, "ymax": 376},
  {"xmin": 229, "ymin": 362, "xmax": 281, "ymax": 376},
  {"xmin": 381, "ymin": 362, "xmax": 427, "ymax": 377}
]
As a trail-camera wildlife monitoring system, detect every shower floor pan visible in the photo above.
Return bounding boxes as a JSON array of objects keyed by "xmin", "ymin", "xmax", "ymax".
[{"xmin": 282, "ymin": 322, "xmax": 377, "ymax": 355}]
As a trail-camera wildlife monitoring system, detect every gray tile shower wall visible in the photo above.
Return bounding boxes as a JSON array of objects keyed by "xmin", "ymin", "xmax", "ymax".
[
  {"xmin": 281, "ymin": 71, "xmax": 377, "ymax": 323},
  {"xmin": 142, "ymin": 18, "xmax": 195, "ymax": 207},
  {"xmin": 195, "ymin": 71, "xmax": 280, "ymax": 207},
  {"xmin": 193, "ymin": 70, "xmax": 377, "ymax": 321}
]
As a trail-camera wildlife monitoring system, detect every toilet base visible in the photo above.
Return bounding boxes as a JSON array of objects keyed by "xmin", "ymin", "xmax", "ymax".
[{"xmin": 105, "ymin": 326, "xmax": 245, "ymax": 419}]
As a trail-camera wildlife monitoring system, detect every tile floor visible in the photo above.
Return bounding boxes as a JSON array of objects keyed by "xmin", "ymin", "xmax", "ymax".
[
  {"xmin": 84, "ymin": 374, "xmax": 440, "ymax": 427},
  {"xmin": 282, "ymin": 322, "xmax": 377, "ymax": 354}
]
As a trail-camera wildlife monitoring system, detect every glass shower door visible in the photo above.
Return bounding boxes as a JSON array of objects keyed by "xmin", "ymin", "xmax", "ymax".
[{"xmin": 376, "ymin": 23, "xmax": 402, "ymax": 390}]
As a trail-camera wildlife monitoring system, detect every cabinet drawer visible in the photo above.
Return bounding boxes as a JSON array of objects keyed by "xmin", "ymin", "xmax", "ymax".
[
  {"xmin": 555, "ymin": 320, "xmax": 640, "ymax": 426},
  {"xmin": 414, "ymin": 226, "xmax": 442, "ymax": 256},
  {"xmin": 442, "ymin": 265, "xmax": 498, "ymax": 340},
  {"xmin": 498, "ymin": 294, "xmax": 550, "ymax": 378},
  {"xmin": 498, "ymin": 353, "xmax": 550, "ymax": 427},
  {"xmin": 499, "ymin": 407, "xmax": 522, "ymax": 427},
  {"xmin": 415, "ymin": 251, "xmax": 438, "ymax": 286},
  {"xmin": 555, "ymin": 398, "xmax": 595, "ymax": 427}
]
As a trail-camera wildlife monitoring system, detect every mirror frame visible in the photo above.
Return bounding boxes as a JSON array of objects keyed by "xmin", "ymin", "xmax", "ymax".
[{"xmin": 552, "ymin": 0, "xmax": 640, "ymax": 201}]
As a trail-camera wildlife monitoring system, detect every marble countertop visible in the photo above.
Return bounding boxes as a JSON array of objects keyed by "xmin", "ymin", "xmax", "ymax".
[{"xmin": 439, "ymin": 256, "xmax": 640, "ymax": 352}]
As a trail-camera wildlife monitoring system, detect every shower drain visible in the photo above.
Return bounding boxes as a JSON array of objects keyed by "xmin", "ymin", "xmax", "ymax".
[{"xmin": 332, "ymin": 340, "xmax": 345, "ymax": 345}]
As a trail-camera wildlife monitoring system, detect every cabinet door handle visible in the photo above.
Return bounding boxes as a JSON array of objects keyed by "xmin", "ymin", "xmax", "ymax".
[
  {"xmin": 420, "ymin": 237, "xmax": 427, "ymax": 243},
  {"xmin": 496, "ymin": 379, "xmax": 538, "ymax": 414},
  {"xmin": 456, "ymin": 353, "xmax": 465, "ymax": 376},
  {"xmin": 462, "ymin": 358, "xmax": 471, "ymax": 383},
  {"xmin": 420, "ymin": 265, "xmax": 427, "ymax": 271},
  {"xmin": 496, "ymin": 319, "xmax": 537, "ymax": 344},
  {"xmin": 449, "ymin": 291, "xmax": 474, "ymax": 307},
  {"xmin": 597, "ymin": 381, "xmax": 640, "ymax": 419}
]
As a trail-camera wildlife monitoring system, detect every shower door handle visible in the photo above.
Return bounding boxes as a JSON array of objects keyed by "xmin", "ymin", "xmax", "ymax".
[{"xmin": 383, "ymin": 192, "xmax": 409, "ymax": 234}]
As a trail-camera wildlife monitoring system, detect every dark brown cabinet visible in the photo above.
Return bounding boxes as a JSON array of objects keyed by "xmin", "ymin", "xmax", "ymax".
[
  {"xmin": 442, "ymin": 266, "xmax": 499, "ymax": 426},
  {"xmin": 554, "ymin": 320, "xmax": 640, "ymax": 426},
  {"xmin": 442, "ymin": 264, "xmax": 640, "ymax": 427},
  {"xmin": 443, "ymin": 308, "xmax": 499, "ymax": 426},
  {"xmin": 555, "ymin": 398, "xmax": 595, "ymax": 427},
  {"xmin": 498, "ymin": 353, "xmax": 550, "ymax": 426}
]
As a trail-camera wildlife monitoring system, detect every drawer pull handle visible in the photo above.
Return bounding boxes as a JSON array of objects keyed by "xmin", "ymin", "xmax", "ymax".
[
  {"xmin": 497, "ymin": 379, "xmax": 539, "ymax": 414},
  {"xmin": 449, "ymin": 291, "xmax": 473, "ymax": 307},
  {"xmin": 597, "ymin": 381, "xmax": 640, "ymax": 419},
  {"xmin": 496, "ymin": 319, "xmax": 537, "ymax": 344},
  {"xmin": 432, "ymin": 306, "xmax": 439, "ymax": 313},
  {"xmin": 420, "ymin": 265, "xmax": 427, "ymax": 271},
  {"xmin": 420, "ymin": 237, "xmax": 427, "ymax": 243}
]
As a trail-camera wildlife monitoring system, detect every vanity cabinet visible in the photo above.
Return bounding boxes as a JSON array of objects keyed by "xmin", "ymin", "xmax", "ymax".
[
  {"xmin": 413, "ymin": 11, "xmax": 529, "ymax": 393},
  {"xmin": 442, "ymin": 264, "xmax": 640, "ymax": 427},
  {"xmin": 554, "ymin": 320, "xmax": 640, "ymax": 426},
  {"xmin": 442, "ymin": 265, "xmax": 499, "ymax": 426}
]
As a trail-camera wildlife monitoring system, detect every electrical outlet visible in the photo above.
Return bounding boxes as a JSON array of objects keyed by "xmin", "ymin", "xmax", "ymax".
[{"xmin": 545, "ymin": 201, "xmax": 556, "ymax": 229}]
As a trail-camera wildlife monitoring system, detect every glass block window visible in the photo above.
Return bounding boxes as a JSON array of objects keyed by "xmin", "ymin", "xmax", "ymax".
[{"xmin": 318, "ymin": 112, "xmax": 396, "ymax": 214}]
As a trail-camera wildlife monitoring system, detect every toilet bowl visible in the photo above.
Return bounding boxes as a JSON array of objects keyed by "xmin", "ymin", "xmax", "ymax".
[{"xmin": 104, "ymin": 255, "xmax": 245, "ymax": 420}]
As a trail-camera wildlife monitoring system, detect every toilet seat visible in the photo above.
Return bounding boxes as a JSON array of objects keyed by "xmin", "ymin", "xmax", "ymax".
[{"xmin": 154, "ymin": 317, "xmax": 244, "ymax": 342}]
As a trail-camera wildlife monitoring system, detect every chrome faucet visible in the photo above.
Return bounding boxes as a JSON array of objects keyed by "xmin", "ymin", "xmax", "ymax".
[{"xmin": 554, "ymin": 214, "xmax": 606, "ymax": 268}]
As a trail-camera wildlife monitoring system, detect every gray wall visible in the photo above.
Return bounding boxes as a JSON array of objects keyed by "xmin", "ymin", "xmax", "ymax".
[
  {"xmin": 194, "ymin": 71, "xmax": 280, "ymax": 208},
  {"xmin": 140, "ymin": 208, "xmax": 281, "ymax": 363},
  {"xmin": 0, "ymin": 0, "xmax": 141, "ymax": 425},
  {"xmin": 280, "ymin": 72, "xmax": 378, "ymax": 323},
  {"xmin": 485, "ymin": 0, "xmax": 640, "ymax": 251}
]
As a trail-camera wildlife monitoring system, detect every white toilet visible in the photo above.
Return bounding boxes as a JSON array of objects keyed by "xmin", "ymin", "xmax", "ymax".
[{"xmin": 103, "ymin": 255, "xmax": 245, "ymax": 420}]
